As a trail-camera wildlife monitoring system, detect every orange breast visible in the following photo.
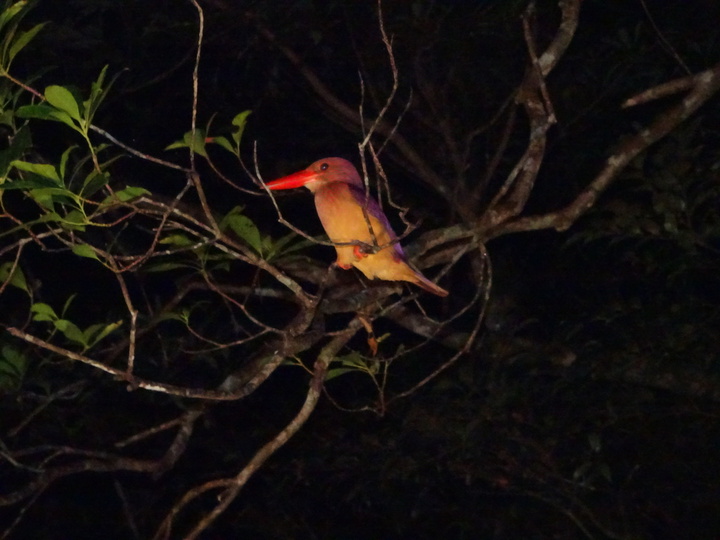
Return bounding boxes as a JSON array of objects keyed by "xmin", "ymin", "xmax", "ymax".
[{"xmin": 314, "ymin": 182, "xmax": 400, "ymax": 277}]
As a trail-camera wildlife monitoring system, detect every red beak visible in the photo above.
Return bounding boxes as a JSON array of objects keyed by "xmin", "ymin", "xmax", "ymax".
[{"xmin": 266, "ymin": 169, "xmax": 318, "ymax": 190}]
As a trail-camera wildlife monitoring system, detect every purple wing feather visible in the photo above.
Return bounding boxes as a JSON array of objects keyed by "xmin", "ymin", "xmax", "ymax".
[{"xmin": 346, "ymin": 184, "xmax": 405, "ymax": 260}]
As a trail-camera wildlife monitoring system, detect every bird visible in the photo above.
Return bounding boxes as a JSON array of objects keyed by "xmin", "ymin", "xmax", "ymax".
[{"xmin": 266, "ymin": 157, "xmax": 448, "ymax": 297}]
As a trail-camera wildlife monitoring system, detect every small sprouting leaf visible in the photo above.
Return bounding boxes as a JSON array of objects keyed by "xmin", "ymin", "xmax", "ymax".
[
  {"xmin": 0, "ymin": 261, "xmax": 28, "ymax": 292},
  {"xmin": 61, "ymin": 293, "xmax": 76, "ymax": 317},
  {"xmin": 221, "ymin": 207, "xmax": 262, "ymax": 255},
  {"xmin": 31, "ymin": 302, "xmax": 58, "ymax": 322},
  {"xmin": 231, "ymin": 110, "xmax": 251, "ymax": 146},
  {"xmin": 45, "ymin": 85, "xmax": 82, "ymax": 122},
  {"xmin": 58, "ymin": 145, "xmax": 77, "ymax": 181},
  {"xmin": 72, "ymin": 243, "xmax": 99, "ymax": 260}
]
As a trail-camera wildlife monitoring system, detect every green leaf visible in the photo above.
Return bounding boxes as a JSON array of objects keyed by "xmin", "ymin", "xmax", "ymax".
[
  {"xmin": 62, "ymin": 293, "xmax": 77, "ymax": 317},
  {"xmin": 265, "ymin": 231, "xmax": 314, "ymax": 260},
  {"xmin": 0, "ymin": 1, "xmax": 27, "ymax": 34},
  {"xmin": 112, "ymin": 185, "xmax": 150, "ymax": 202},
  {"xmin": 142, "ymin": 260, "xmax": 194, "ymax": 273},
  {"xmin": 325, "ymin": 367, "xmax": 356, "ymax": 381},
  {"xmin": 58, "ymin": 145, "xmax": 77, "ymax": 182},
  {"xmin": 45, "ymin": 85, "xmax": 82, "ymax": 122},
  {"xmin": 336, "ymin": 351, "xmax": 367, "ymax": 369},
  {"xmin": 7, "ymin": 22, "xmax": 45, "ymax": 65},
  {"xmin": 16, "ymin": 103, "xmax": 56, "ymax": 120},
  {"xmin": 0, "ymin": 261, "xmax": 28, "ymax": 292},
  {"xmin": 155, "ymin": 310, "xmax": 190, "ymax": 323},
  {"xmin": 13, "ymin": 102, "xmax": 46, "ymax": 117},
  {"xmin": 81, "ymin": 170, "xmax": 109, "ymax": 198},
  {"xmin": 165, "ymin": 129, "xmax": 208, "ymax": 158},
  {"xmin": 160, "ymin": 233, "xmax": 195, "ymax": 247},
  {"xmin": 31, "ymin": 302, "xmax": 58, "ymax": 322},
  {"xmin": 84, "ymin": 66, "xmax": 118, "ymax": 124},
  {"xmin": 0, "ymin": 175, "xmax": 59, "ymax": 191},
  {"xmin": 0, "ymin": 345, "xmax": 27, "ymax": 390},
  {"xmin": 10, "ymin": 160, "xmax": 60, "ymax": 183},
  {"xmin": 231, "ymin": 110, "xmax": 251, "ymax": 147},
  {"xmin": 16, "ymin": 103, "xmax": 78, "ymax": 130},
  {"xmin": 29, "ymin": 187, "xmax": 76, "ymax": 211},
  {"xmin": 63, "ymin": 209, "xmax": 87, "ymax": 230},
  {"xmin": 54, "ymin": 319, "xmax": 87, "ymax": 346},
  {"xmin": 208, "ymin": 135, "xmax": 234, "ymax": 154},
  {"xmin": 83, "ymin": 320, "xmax": 122, "ymax": 347},
  {"xmin": 0, "ymin": 124, "xmax": 31, "ymax": 178},
  {"xmin": 72, "ymin": 243, "xmax": 99, "ymax": 260},
  {"xmin": 221, "ymin": 207, "xmax": 262, "ymax": 255},
  {"xmin": 0, "ymin": 110, "xmax": 13, "ymax": 127}
]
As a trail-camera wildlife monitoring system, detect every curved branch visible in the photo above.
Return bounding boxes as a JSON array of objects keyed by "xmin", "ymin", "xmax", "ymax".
[{"xmin": 496, "ymin": 60, "xmax": 720, "ymax": 237}]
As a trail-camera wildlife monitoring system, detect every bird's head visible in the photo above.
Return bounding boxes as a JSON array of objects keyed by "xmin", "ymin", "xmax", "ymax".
[{"xmin": 266, "ymin": 157, "xmax": 363, "ymax": 193}]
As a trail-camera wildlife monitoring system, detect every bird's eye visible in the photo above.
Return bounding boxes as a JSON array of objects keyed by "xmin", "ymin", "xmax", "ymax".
[{"xmin": 320, "ymin": 162, "xmax": 329, "ymax": 171}]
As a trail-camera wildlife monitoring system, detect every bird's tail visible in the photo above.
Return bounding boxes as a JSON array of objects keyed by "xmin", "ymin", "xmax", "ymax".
[{"xmin": 410, "ymin": 270, "xmax": 449, "ymax": 297}]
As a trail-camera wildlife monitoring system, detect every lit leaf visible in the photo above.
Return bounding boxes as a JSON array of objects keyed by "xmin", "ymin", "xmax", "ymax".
[
  {"xmin": 16, "ymin": 103, "xmax": 77, "ymax": 130},
  {"xmin": 160, "ymin": 233, "xmax": 195, "ymax": 247},
  {"xmin": 54, "ymin": 319, "xmax": 87, "ymax": 346},
  {"xmin": 115, "ymin": 186, "xmax": 150, "ymax": 202},
  {"xmin": 63, "ymin": 209, "xmax": 87, "ymax": 231},
  {"xmin": 0, "ymin": 1, "xmax": 27, "ymax": 33},
  {"xmin": 10, "ymin": 160, "xmax": 60, "ymax": 183},
  {"xmin": 0, "ymin": 261, "xmax": 28, "ymax": 292},
  {"xmin": 58, "ymin": 145, "xmax": 77, "ymax": 182},
  {"xmin": 221, "ymin": 207, "xmax": 262, "ymax": 255},
  {"xmin": 81, "ymin": 170, "xmax": 109, "ymax": 197},
  {"xmin": 231, "ymin": 110, "xmax": 251, "ymax": 147},
  {"xmin": 84, "ymin": 320, "xmax": 122, "ymax": 347},
  {"xmin": 31, "ymin": 302, "xmax": 58, "ymax": 322},
  {"xmin": 72, "ymin": 243, "xmax": 99, "ymax": 260},
  {"xmin": 45, "ymin": 85, "xmax": 82, "ymax": 122},
  {"xmin": 8, "ymin": 22, "xmax": 45, "ymax": 65},
  {"xmin": 208, "ymin": 135, "xmax": 234, "ymax": 154},
  {"xmin": 166, "ymin": 129, "xmax": 207, "ymax": 157}
]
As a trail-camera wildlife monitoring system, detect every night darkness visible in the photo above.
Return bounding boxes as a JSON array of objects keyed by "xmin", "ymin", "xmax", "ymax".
[{"xmin": 1, "ymin": 0, "xmax": 720, "ymax": 538}]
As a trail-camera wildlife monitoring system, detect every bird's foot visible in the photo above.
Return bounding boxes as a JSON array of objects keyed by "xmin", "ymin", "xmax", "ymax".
[
  {"xmin": 353, "ymin": 245, "xmax": 369, "ymax": 260},
  {"xmin": 334, "ymin": 260, "xmax": 352, "ymax": 270}
]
